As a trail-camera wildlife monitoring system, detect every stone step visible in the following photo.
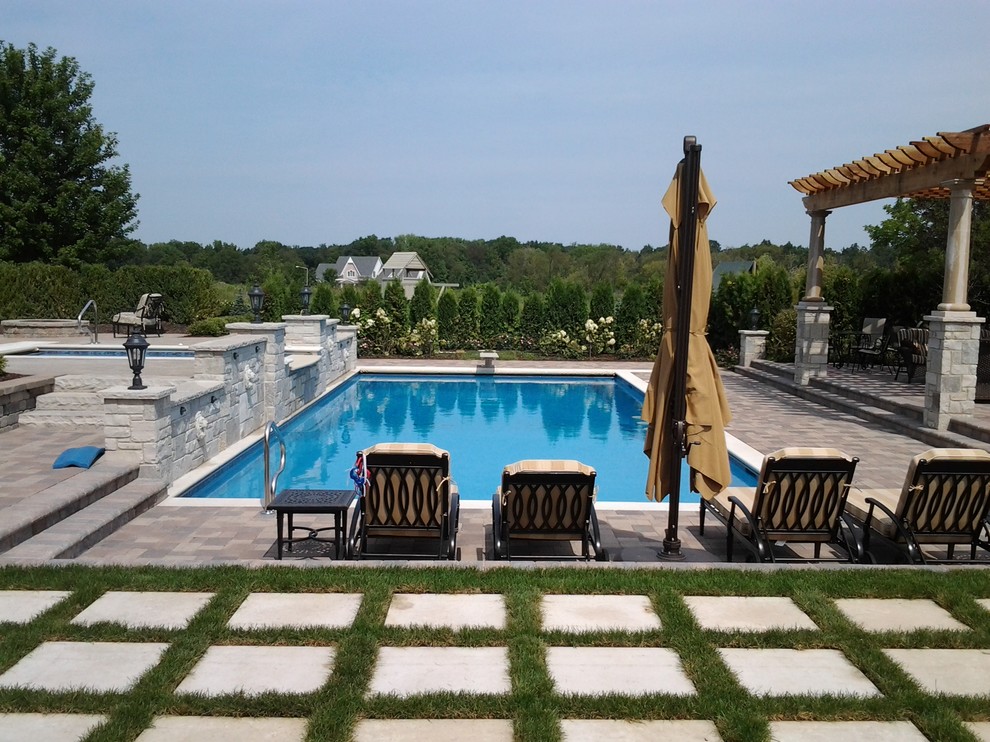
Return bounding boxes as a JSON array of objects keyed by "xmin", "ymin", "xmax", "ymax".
[
  {"xmin": 1, "ymin": 477, "xmax": 166, "ymax": 561},
  {"xmin": 749, "ymin": 359, "xmax": 795, "ymax": 379},
  {"xmin": 17, "ymin": 410, "xmax": 105, "ymax": 428},
  {"xmin": 0, "ymin": 458, "xmax": 139, "ymax": 554},
  {"xmin": 732, "ymin": 365, "xmax": 988, "ymax": 451},
  {"xmin": 54, "ymin": 375, "xmax": 129, "ymax": 392},
  {"xmin": 34, "ymin": 391, "xmax": 105, "ymax": 411}
]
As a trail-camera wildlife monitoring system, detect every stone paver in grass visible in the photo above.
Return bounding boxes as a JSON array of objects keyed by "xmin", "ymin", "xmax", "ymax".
[
  {"xmin": 834, "ymin": 598, "xmax": 968, "ymax": 632},
  {"xmin": 384, "ymin": 593, "xmax": 505, "ymax": 630},
  {"xmin": 540, "ymin": 595, "xmax": 661, "ymax": 633},
  {"xmin": 367, "ymin": 647, "xmax": 510, "ymax": 697},
  {"xmin": 0, "ymin": 713, "xmax": 105, "ymax": 742},
  {"xmin": 547, "ymin": 647, "xmax": 694, "ymax": 696},
  {"xmin": 71, "ymin": 591, "xmax": 214, "ymax": 630},
  {"xmin": 769, "ymin": 720, "xmax": 928, "ymax": 741},
  {"xmin": 227, "ymin": 593, "xmax": 362, "ymax": 630},
  {"xmin": 0, "ymin": 590, "xmax": 71, "ymax": 624},
  {"xmin": 353, "ymin": 719, "xmax": 513, "ymax": 742},
  {"xmin": 135, "ymin": 716, "xmax": 308, "ymax": 741},
  {"xmin": 0, "ymin": 641, "xmax": 167, "ymax": 693},
  {"xmin": 683, "ymin": 596, "xmax": 817, "ymax": 632},
  {"xmin": 718, "ymin": 649, "xmax": 881, "ymax": 697},
  {"xmin": 883, "ymin": 649, "xmax": 990, "ymax": 696},
  {"xmin": 561, "ymin": 719, "xmax": 722, "ymax": 741},
  {"xmin": 967, "ymin": 722, "xmax": 990, "ymax": 742},
  {"xmin": 977, "ymin": 599, "xmax": 990, "ymax": 614},
  {"xmin": 175, "ymin": 645, "xmax": 334, "ymax": 697}
]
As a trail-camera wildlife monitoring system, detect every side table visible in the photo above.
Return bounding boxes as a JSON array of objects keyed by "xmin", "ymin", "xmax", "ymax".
[{"xmin": 269, "ymin": 488, "xmax": 356, "ymax": 560}]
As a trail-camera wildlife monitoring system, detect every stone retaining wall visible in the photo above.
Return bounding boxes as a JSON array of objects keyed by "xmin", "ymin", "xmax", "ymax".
[
  {"xmin": 102, "ymin": 315, "xmax": 357, "ymax": 484},
  {"xmin": 0, "ymin": 375, "xmax": 55, "ymax": 431}
]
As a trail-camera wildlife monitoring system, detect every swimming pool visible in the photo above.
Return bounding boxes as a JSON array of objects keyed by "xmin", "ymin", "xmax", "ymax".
[{"xmin": 180, "ymin": 373, "xmax": 757, "ymax": 504}]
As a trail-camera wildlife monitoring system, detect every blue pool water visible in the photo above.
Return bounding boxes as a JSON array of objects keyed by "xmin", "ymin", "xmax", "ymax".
[{"xmin": 182, "ymin": 374, "xmax": 757, "ymax": 503}]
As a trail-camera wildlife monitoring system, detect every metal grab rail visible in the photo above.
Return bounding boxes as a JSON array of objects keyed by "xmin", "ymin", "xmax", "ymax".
[
  {"xmin": 263, "ymin": 421, "xmax": 287, "ymax": 510},
  {"xmin": 77, "ymin": 299, "xmax": 98, "ymax": 344}
]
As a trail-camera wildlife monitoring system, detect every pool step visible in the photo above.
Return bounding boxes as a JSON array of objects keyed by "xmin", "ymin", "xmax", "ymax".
[
  {"xmin": 1, "ymin": 477, "xmax": 165, "ymax": 561},
  {"xmin": 733, "ymin": 363, "xmax": 988, "ymax": 450},
  {"xmin": 34, "ymin": 391, "xmax": 104, "ymax": 410},
  {"xmin": 0, "ymin": 457, "xmax": 140, "ymax": 556},
  {"xmin": 54, "ymin": 375, "xmax": 130, "ymax": 391}
]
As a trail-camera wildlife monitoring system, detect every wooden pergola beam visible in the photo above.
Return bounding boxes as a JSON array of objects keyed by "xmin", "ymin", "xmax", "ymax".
[{"xmin": 801, "ymin": 151, "xmax": 990, "ymax": 211}]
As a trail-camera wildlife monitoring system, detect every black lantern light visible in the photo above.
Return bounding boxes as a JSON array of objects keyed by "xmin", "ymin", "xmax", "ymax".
[
  {"xmin": 341, "ymin": 303, "xmax": 352, "ymax": 322},
  {"xmin": 300, "ymin": 284, "xmax": 312, "ymax": 315},
  {"xmin": 123, "ymin": 330, "xmax": 150, "ymax": 390},
  {"xmin": 248, "ymin": 284, "xmax": 265, "ymax": 324},
  {"xmin": 749, "ymin": 306, "xmax": 761, "ymax": 330}
]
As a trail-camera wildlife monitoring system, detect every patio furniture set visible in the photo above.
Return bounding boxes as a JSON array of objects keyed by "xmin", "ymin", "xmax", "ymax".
[
  {"xmin": 700, "ymin": 447, "xmax": 990, "ymax": 565},
  {"xmin": 830, "ymin": 318, "xmax": 932, "ymax": 383},
  {"xmin": 272, "ymin": 443, "xmax": 990, "ymax": 566},
  {"xmin": 271, "ymin": 443, "xmax": 606, "ymax": 562}
]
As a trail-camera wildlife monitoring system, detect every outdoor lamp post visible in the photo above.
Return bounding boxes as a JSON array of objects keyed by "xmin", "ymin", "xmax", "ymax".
[
  {"xmin": 123, "ymin": 330, "xmax": 149, "ymax": 390},
  {"xmin": 300, "ymin": 284, "xmax": 312, "ymax": 315},
  {"xmin": 248, "ymin": 284, "xmax": 265, "ymax": 324},
  {"xmin": 341, "ymin": 303, "xmax": 352, "ymax": 322},
  {"xmin": 749, "ymin": 306, "xmax": 761, "ymax": 330}
]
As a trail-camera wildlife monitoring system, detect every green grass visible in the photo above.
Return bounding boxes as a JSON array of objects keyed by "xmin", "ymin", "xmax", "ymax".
[{"xmin": 1, "ymin": 565, "xmax": 990, "ymax": 741}]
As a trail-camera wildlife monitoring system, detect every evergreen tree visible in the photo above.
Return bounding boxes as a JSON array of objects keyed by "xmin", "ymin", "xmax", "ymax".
[
  {"xmin": 479, "ymin": 283, "xmax": 503, "ymax": 342},
  {"xmin": 456, "ymin": 286, "xmax": 479, "ymax": 346},
  {"xmin": 383, "ymin": 280, "xmax": 409, "ymax": 329},
  {"xmin": 0, "ymin": 43, "xmax": 139, "ymax": 266},
  {"xmin": 409, "ymin": 280, "xmax": 437, "ymax": 325},
  {"xmin": 590, "ymin": 283, "xmax": 616, "ymax": 321},
  {"xmin": 437, "ymin": 290, "xmax": 458, "ymax": 347},
  {"xmin": 519, "ymin": 292, "xmax": 547, "ymax": 341}
]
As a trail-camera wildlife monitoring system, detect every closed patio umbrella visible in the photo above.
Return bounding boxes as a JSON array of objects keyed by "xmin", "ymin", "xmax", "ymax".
[{"xmin": 641, "ymin": 138, "xmax": 732, "ymax": 558}]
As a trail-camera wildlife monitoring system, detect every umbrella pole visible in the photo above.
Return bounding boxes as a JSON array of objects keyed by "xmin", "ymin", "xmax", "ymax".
[{"xmin": 659, "ymin": 135, "xmax": 702, "ymax": 561}]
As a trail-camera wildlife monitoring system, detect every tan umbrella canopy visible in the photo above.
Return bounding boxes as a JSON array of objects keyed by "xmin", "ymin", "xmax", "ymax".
[{"xmin": 642, "ymin": 139, "xmax": 732, "ymax": 555}]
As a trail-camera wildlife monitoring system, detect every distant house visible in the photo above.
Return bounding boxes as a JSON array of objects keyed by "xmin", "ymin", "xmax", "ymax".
[
  {"xmin": 315, "ymin": 256, "xmax": 383, "ymax": 285},
  {"xmin": 711, "ymin": 260, "xmax": 756, "ymax": 291},
  {"xmin": 381, "ymin": 252, "xmax": 431, "ymax": 282}
]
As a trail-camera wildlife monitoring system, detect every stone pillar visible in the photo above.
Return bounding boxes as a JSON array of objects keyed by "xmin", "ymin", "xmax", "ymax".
[
  {"xmin": 939, "ymin": 179, "xmax": 975, "ymax": 311},
  {"xmin": 103, "ymin": 385, "xmax": 176, "ymax": 480},
  {"xmin": 739, "ymin": 330, "xmax": 769, "ymax": 367},
  {"xmin": 194, "ymin": 336, "xmax": 268, "ymax": 442},
  {"xmin": 923, "ymin": 311, "xmax": 984, "ymax": 430},
  {"xmin": 802, "ymin": 209, "xmax": 831, "ymax": 302},
  {"xmin": 794, "ymin": 302, "xmax": 833, "ymax": 385},
  {"xmin": 225, "ymin": 322, "xmax": 290, "ymax": 423}
]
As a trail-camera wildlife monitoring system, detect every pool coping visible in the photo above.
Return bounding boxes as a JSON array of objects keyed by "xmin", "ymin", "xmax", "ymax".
[{"xmin": 162, "ymin": 365, "xmax": 762, "ymax": 511}]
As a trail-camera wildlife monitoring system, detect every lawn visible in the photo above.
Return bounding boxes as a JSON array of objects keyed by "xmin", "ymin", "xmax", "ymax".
[{"xmin": 1, "ymin": 564, "xmax": 989, "ymax": 741}]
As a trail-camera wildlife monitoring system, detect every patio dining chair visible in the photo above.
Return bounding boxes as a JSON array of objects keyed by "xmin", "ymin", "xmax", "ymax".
[
  {"xmin": 845, "ymin": 448, "xmax": 990, "ymax": 564},
  {"xmin": 492, "ymin": 459, "xmax": 607, "ymax": 561},
  {"xmin": 699, "ymin": 447, "xmax": 861, "ymax": 563},
  {"xmin": 348, "ymin": 442, "xmax": 459, "ymax": 559},
  {"xmin": 112, "ymin": 293, "xmax": 165, "ymax": 337},
  {"xmin": 893, "ymin": 327, "xmax": 928, "ymax": 383},
  {"xmin": 850, "ymin": 317, "xmax": 886, "ymax": 370}
]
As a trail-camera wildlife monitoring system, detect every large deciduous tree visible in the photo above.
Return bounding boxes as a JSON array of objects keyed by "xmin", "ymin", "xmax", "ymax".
[{"xmin": 0, "ymin": 42, "xmax": 138, "ymax": 266}]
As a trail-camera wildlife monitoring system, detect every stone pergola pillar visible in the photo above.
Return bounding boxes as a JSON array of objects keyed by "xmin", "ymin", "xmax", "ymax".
[
  {"xmin": 738, "ymin": 330, "xmax": 769, "ymax": 367},
  {"xmin": 924, "ymin": 179, "xmax": 983, "ymax": 429},
  {"xmin": 794, "ymin": 209, "xmax": 832, "ymax": 385}
]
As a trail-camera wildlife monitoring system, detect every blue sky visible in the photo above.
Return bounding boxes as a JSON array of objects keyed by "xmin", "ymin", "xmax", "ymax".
[{"xmin": 5, "ymin": 1, "xmax": 989, "ymax": 253}]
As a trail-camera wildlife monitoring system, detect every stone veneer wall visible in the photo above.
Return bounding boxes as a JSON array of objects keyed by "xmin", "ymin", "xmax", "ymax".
[
  {"xmin": 102, "ymin": 316, "xmax": 358, "ymax": 484},
  {"xmin": 0, "ymin": 375, "xmax": 55, "ymax": 431}
]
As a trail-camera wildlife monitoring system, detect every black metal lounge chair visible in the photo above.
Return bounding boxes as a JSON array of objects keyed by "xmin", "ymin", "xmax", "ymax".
[
  {"xmin": 348, "ymin": 442, "xmax": 459, "ymax": 559},
  {"xmin": 845, "ymin": 448, "xmax": 990, "ymax": 564},
  {"xmin": 699, "ymin": 447, "xmax": 861, "ymax": 563},
  {"xmin": 492, "ymin": 459, "xmax": 607, "ymax": 561},
  {"xmin": 112, "ymin": 293, "xmax": 165, "ymax": 337}
]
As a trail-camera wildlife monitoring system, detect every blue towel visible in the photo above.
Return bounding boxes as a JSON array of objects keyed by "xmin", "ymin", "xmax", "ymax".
[{"xmin": 53, "ymin": 446, "xmax": 106, "ymax": 469}]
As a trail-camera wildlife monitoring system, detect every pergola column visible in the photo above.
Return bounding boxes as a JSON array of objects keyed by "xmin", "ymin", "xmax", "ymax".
[
  {"xmin": 802, "ymin": 209, "xmax": 831, "ymax": 302},
  {"xmin": 793, "ymin": 209, "xmax": 832, "ymax": 385},
  {"xmin": 925, "ymin": 179, "xmax": 983, "ymax": 429}
]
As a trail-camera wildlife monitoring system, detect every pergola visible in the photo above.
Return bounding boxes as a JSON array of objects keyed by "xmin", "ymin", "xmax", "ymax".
[{"xmin": 788, "ymin": 124, "xmax": 990, "ymax": 429}]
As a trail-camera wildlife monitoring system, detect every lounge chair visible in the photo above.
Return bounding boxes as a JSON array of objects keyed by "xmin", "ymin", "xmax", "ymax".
[
  {"xmin": 845, "ymin": 448, "xmax": 990, "ymax": 564},
  {"xmin": 348, "ymin": 442, "xmax": 459, "ymax": 559},
  {"xmin": 699, "ymin": 447, "xmax": 861, "ymax": 563},
  {"xmin": 893, "ymin": 327, "xmax": 928, "ymax": 382},
  {"xmin": 112, "ymin": 293, "xmax": 165, "ymax": 337},
  {"xmin": 492, "ymin": 459, "xmax": 607, "ymax": 561}
]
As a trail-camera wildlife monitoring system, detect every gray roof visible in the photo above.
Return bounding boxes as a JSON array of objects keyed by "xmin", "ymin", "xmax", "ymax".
[
  {"xmin": 711, "ymin": 260, "xmax": 756, "ymax": 290},
  {"xmin": 315, "ymin": 256, "xmax": 382, "ymax": 282}
]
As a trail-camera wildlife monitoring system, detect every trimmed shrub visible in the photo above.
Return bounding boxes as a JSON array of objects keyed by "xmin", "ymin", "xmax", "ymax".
[
  {"xmin": 437, "ymin": 290, "xmax": 458, "ymax": 348},
  {"xmin": 766, "ymin": 307, "xmax": 797, "ymax": 362},
  {"xmin": 187, "ymin": 317, "xmax": 231, "ymax": 336}
]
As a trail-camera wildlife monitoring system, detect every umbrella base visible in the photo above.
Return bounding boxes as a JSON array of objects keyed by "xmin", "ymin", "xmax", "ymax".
[{"xmin": 657, "ymin": 537, "xmax": 686, "ymax": 561}]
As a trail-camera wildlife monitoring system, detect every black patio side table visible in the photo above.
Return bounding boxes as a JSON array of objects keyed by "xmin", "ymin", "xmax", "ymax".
[{"xmin": 269, "ymin": 488, "xmax": 356, "ymax": 560}]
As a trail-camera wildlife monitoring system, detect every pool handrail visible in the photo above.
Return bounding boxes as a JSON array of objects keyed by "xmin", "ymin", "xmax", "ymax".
[
  {"xmin": 77, "ymin": 299, "xmax": 98, "ymax": 344},
  {"xmin": 263, "ymin": 421, "xmax": 287, "ymax": 510}
]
